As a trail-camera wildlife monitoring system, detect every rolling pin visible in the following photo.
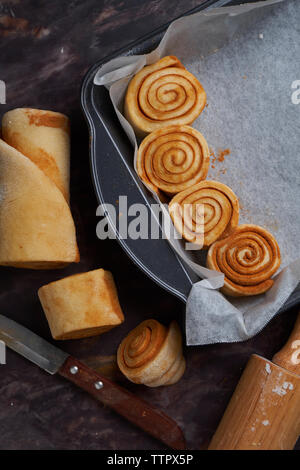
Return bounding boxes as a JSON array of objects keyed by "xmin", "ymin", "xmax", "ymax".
[{"xmin": 209, "ymin": 312, "xmax": 300, "ymax": 450}]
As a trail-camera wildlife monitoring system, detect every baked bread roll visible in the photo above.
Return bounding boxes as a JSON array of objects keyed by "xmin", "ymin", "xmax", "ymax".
[
  {"xmin": 207, "ymin": 224, "xmax": 281, "ymax": 296},
  {"xmin": 137, "ymin": 125, "xmax": 210, "ymax": 195},
  {"xmin": 2, "ymin": 108, "xmax": 70, "ymax": 201},
  {"xmin": 124, "ymin": 55, "xmax": 206, "ymax": 137},
  {"xmin": 0, "ymin": 139, "xmax": 79, "ymax": 269},
  {"xmin": 117, "ymin": 319, "xmax": 185, "ymax": 387},
  {"xmin": 169, "ymin": 180, "xmax": 239, "ymax": 248},
  {"xmin": 38, "ymin": 268, "xmax": 124, "ymax": 340}
]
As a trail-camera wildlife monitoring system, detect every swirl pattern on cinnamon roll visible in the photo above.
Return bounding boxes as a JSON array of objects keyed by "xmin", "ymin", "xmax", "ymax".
[
  {"xmin": 169, "ymin": 180, "xmax": 239, "ymax": 248},
  {"xmin": 117, "ymin": 319, "xmax": 185, "ymax": 387},
  {"xmin": 124, "ymin": 56, "xmax": 206, "ymax": 137},
  {"xmin": 137, "ymin": 125, "xmax": 210, "ymax": 195},
  {"xmin": 207, "ymin": 224, "xmax": 281, "ymax": 296}
]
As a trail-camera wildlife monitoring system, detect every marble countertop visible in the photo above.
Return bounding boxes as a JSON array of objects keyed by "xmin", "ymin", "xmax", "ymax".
[{"xmin": 0, "ymin": 0, "xmax": 299, "ymax": 450}]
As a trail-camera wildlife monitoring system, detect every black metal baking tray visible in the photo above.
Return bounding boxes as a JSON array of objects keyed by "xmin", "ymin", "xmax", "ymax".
[{"xmin": 81, "ymin": 0, "xmax": 300, "ymax": 312}]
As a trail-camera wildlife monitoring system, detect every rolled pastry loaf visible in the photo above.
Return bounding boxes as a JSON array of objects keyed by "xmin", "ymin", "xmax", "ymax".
[
  {"xmin": 124, "ymin": 55, "xmax": 206, "ymax": 138},
  {"xmin": 169, "ymin": 180, "xmax": 239, "ymax": 248},
  {"xmin": 2, "ymin": 108, "xmax": 70, "ymax": 201},
  {"xmin": 117, "ymin": 319, "xmax": 185, "ymax": 387},
  {"xmin": 137, "ymin": 125, "xmax": 210, "ymax": 195},
  {"xmin": 207, "ymin": 224, "xmax": 281, "ymax": 296},
  {"xmin": 0, "ymin": 139, "xmax": 79, "ymax": 269},
  {"xmin": 38, "ymin": 268, "xmax": 124, "ymax": 340}
]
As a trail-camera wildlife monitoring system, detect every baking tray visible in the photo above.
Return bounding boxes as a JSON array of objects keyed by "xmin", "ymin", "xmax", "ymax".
[{"xmin": 81, "ymin": 0, "xmax": 300, "ymax": 312}]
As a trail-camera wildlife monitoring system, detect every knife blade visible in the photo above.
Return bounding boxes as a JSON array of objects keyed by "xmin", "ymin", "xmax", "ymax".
[
  {"xmin": 0, "ymin": 313, "xmax": 67, "ymax": 374},
  {"xmin": 0, "ymin": 314, "xmax": 186, "ymax": 450}
]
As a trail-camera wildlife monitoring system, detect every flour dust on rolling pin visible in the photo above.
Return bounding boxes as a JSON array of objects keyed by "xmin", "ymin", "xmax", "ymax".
[{"xmin": 0, "ymin": 80, "xmax": 6, "ymax": 104}]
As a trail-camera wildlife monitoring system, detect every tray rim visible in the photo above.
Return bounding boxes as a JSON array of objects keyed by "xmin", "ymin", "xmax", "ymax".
[
  {"xmin": 80, "ymin": 0, "xmax": 233, "ymax": 303},
  {"xmin": 81, "ymin": 0, "xmax": 232, "ymax": 85},
  {"xmin": 89, "ymin": 103, "xmax": 195, "ymax": 302},
  {"xmin": 80, "ymin": 0, "xmax": 300, "ymax": 314}
]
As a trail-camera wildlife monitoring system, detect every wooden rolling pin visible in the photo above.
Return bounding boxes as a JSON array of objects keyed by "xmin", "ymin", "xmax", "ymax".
[{"xmin": 209, "ymin": 312, "xmax": 300, "ymax": 450}]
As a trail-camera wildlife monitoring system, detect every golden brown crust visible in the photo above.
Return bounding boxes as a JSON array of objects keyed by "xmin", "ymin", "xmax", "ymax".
[
  {"xmin": 2, "ymin": 108, "xmax": 70, "ymax": 201},
  {"xmin": 0, "ymin": 139, "xmax": 79, "ymax": 269},
  {"xmin": 169, "ymin": 180, "xmax": 239, "ymax": 248},
  {"xmin": 137, "ymin": 125, "xmax": 210, "ymax": 195},
  {"xmin": 124, "ymin": 56, "xmax": 206, "ymax": 137},
  {"xmin": 38, "ymin": 268, "xmax": 124, "ymax": 340},
  {"xmin": 117, "ymin": 320, "xmax": 185, "ymax": 387},
  {"xmin": 207, "ymin": 224, "xmax": 281, "ymax": 296},
  {"xmin": 24, "ymin": 109, "xmax": 70, "ymax": 133}
]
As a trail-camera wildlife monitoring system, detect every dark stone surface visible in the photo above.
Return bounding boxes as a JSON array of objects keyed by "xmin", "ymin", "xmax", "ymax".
[{"xmin": 0, "ymin": 0, "xmax": 299, "ymax": 450}]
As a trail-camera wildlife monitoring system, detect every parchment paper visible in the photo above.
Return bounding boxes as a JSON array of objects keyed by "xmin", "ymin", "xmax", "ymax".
[{"xmin": 94, "ymin": 0, "xmax": 300, "ymax": 345}]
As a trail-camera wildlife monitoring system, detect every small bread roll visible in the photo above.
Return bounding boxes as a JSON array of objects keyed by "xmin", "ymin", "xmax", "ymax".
[
  {"xmin": 124, "ymin": 56, "xmax": 206, "ymax": 138},
  {"xmin": 169, "ymin": 180, "xmax": 239, "ymax": 248},
  {"xmin": 117, "ymin": 319, "xmax": 185, "ymax": 387},
  {"xmin": 207, "ymin": 224, "xmax": 281, "ymax": 296},
  {"xmin": 0, "ymin": 139, "xmax": 79, "ymax": 269},
  {"xmin": 2, "ymin": 108, "xmax": 70, "ymax": 201},
  {"xmin": 137, "ymin": 125, "xmax": 210, "ymax": 195},
  {"xmin": 38, "ymin": 268, "xmax": 124, "ymax": 340}
]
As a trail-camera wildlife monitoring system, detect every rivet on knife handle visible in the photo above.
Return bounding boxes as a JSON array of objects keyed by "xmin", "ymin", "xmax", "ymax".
[{"xmin": 59, "ymin": 356, "xmax": 186, "ymax": 450}]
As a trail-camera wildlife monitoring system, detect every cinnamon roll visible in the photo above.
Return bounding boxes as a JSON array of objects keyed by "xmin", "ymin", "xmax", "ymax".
[
  {"xmin": 137, "ymin": 125, "xmax": 209, "ymax": 195},
  {"xmin": 207, "ymin": 224, "xmax": 281, "ymax": 296},
  {"xmin": 169, "ymin": 180, "xmax": 239, "ymax": 248},
  {"xmin": 2, "ymin": 108, "xmax": 70, "ymax": 201},
  {"xmin": 117, "ymin": 320, "xmax": 185, "ymax": 387},
  {"xmin": 124, "ymin": 55, "xmax": 206, "ymax": 137}
]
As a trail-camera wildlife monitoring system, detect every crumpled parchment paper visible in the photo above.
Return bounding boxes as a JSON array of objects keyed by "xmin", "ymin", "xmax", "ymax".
[{"xmin": 93, "ymin": 0, "xmax": 300, "ymax": 345}]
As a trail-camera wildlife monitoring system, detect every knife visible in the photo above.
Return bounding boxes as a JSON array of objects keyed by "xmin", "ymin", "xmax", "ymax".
[{"xmin": 0, "ymin": 314, "xmax": 186, "ymax": 450}]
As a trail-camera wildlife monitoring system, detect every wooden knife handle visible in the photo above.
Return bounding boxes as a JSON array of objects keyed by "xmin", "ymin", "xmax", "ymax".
[
  {"xmin": 59, "ymin": 356, "xmax": 186, "ymax": 450},
  {"xmin": 272, "ymin": 311, "xmax": 300, "ymax": 375}
]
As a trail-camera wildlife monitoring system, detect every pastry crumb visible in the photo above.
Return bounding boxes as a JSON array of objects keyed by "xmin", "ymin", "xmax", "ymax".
[{"xmin": 217, "ymin": 148, "xmax": 230, "ymax": 162}]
